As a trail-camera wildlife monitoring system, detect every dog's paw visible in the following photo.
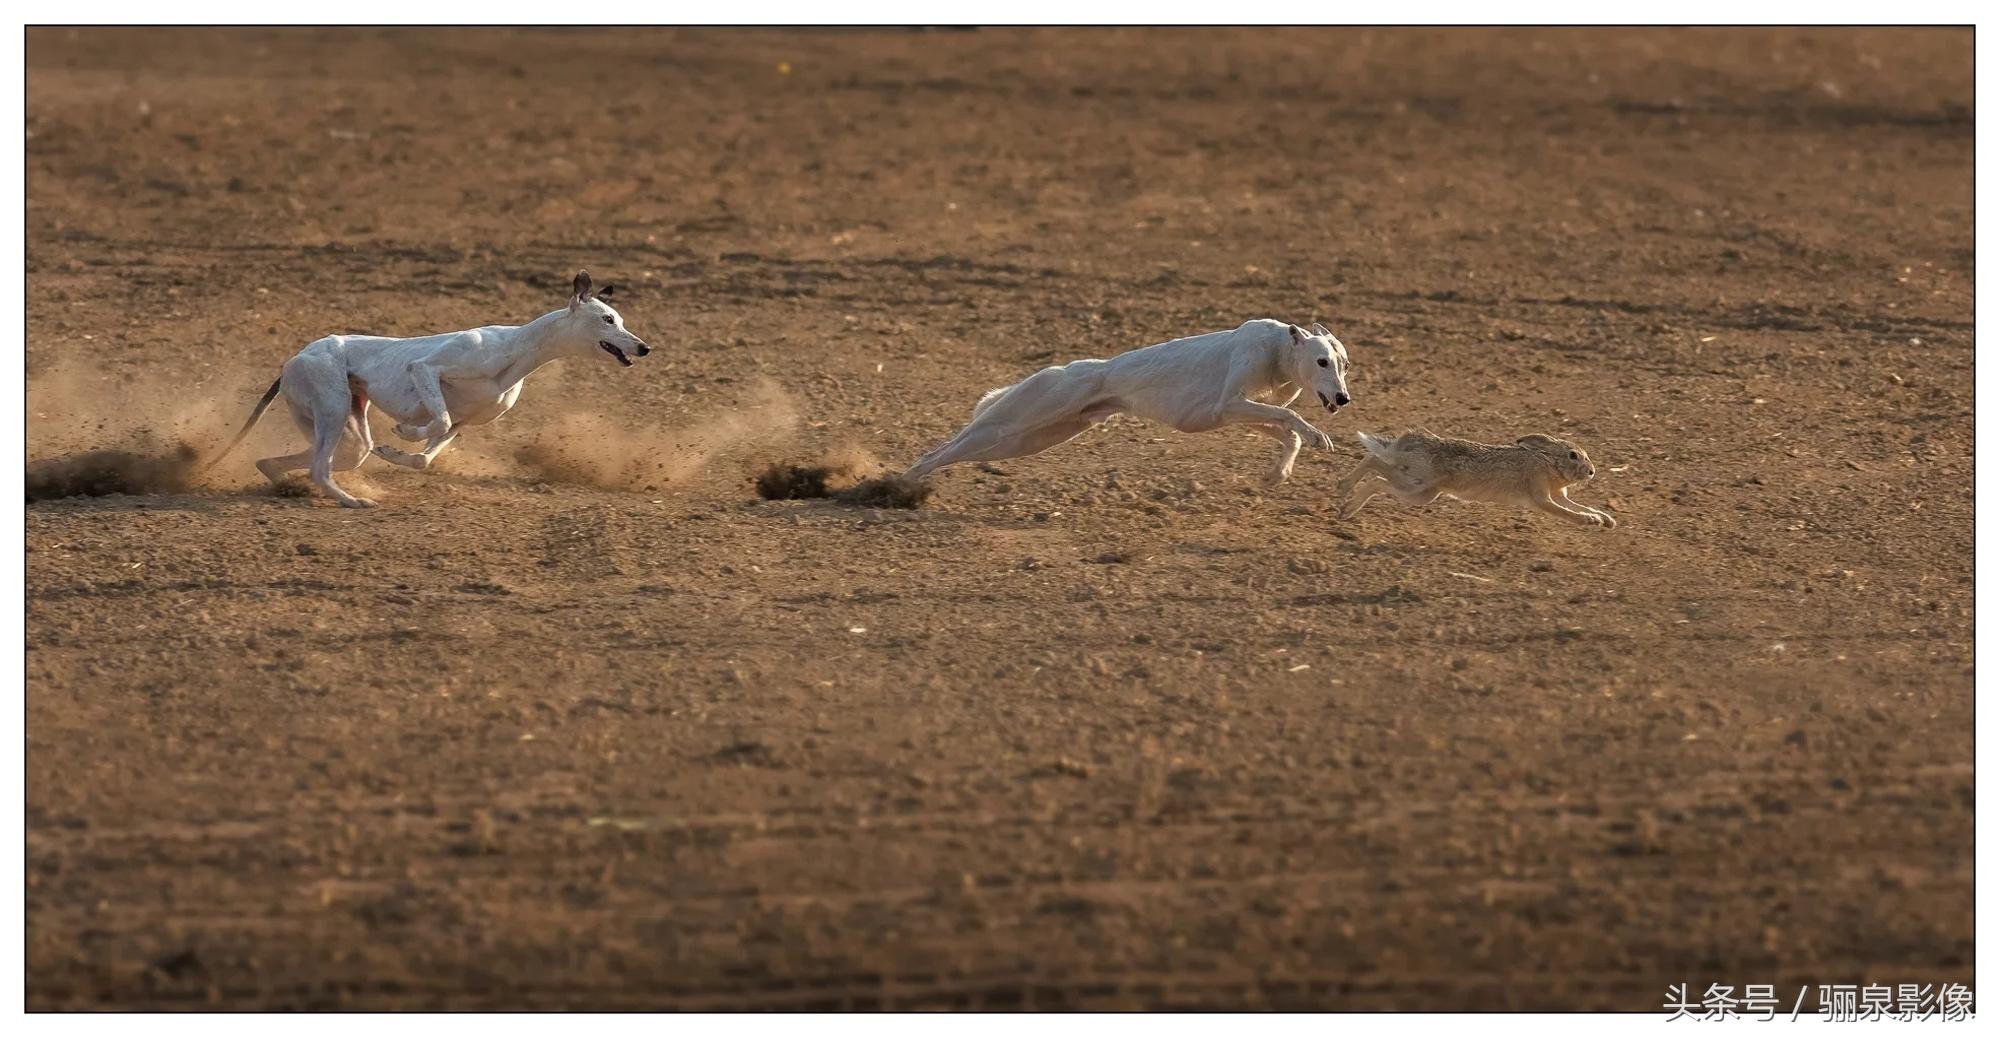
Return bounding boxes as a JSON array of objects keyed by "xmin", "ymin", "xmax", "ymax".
[
  {"xmin": 340, "ymin": 496, "xmax": 378, "ymax": 509},
  {"xmin": 374, "ymin": 446, "xmax": 432, "ymax": 471}
]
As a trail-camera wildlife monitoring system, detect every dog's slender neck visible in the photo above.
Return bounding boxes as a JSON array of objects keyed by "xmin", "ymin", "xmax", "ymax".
[
  {"xmin": 1261, "ymin": 332, "xmax": 1297, "ymax": 394},
  {"xmin": 493, "ymin": 308, "xmax": 589, "ymax": 384}
]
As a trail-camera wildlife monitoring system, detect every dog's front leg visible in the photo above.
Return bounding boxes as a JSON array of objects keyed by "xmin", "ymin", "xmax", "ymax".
[
  {"xmin": 374, "ymin": 431, "xmax": 459, "ymax": 472},
  {"xmin": 407, "ymin": 361, "xmax": 454, "ymax": 441},
  {"xmin": 1250, "ymin": 424, "xmax": 1303, "ymax": 487},
  {"xmin": 1216, "ymin": 398, "xmax": 1334, "ymax": 451}
]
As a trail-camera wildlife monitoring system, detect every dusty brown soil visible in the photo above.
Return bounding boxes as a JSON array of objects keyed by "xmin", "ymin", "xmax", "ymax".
[{"xmin": 25, "ymin": 28, "xmax": 1973, "ymax": 1010}]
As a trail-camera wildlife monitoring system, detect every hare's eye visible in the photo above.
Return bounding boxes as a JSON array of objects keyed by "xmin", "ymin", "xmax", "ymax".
[
  {"xmin": 602, "ymin": 315, "xmax": 615, "ymax": 325},
  {"xmin": 1568, "ymin": 451, "xmax": 1579, "ymax": 459},
  {"xmin": 1316, "ymin": 357, "xmax": 1329, "ymax": 367}
]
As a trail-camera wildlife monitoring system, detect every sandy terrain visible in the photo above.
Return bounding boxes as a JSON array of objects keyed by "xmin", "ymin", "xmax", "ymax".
[{"xmin": 25, "ymin": 27, "xmax": 1973, "ymax": 1009}]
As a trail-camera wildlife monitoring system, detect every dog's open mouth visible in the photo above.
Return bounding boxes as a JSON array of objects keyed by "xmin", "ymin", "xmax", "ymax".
[
  {"xmin": 600, "ymin": 341, "xmax": 632, "ymax": 367},
  {"xmin": 1318, "ymin": 392, "xmax": 1340, "ymax": 412}
]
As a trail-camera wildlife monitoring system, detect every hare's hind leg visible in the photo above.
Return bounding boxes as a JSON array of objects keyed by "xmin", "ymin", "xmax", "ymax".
[
  {"xmin": 1338, "ymin": 474, "xmax": 1389, "ymax": 518},
  {"xmin": 1334, "ymin": 456, "xmax": 1393, "ymax": 515}
]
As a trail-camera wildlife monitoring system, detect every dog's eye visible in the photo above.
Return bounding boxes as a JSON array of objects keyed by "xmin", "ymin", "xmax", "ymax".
[
  {"xmin": 1317, "ymin": 357, "xmax": 1329, "ymax": 367},
  {"xmin": 601, "ymin": 315, "xmax": 615, "ymax": 325}
]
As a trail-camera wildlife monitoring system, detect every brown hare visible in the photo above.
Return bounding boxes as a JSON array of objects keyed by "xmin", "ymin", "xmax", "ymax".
[{"xmin": 1335, "ymin": 429, "xmax": 1616, "ymax": 528}]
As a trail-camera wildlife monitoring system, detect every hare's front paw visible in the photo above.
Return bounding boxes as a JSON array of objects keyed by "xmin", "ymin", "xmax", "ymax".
[{"xmin": 1593, "ymin": 510, "xmax": 1618, "ymax": 529}]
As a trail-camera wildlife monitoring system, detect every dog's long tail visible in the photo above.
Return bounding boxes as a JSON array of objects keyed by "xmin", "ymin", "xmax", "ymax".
[{"xmin": 200, "ymin": 376, "xmax": 282, "ymax": 472}]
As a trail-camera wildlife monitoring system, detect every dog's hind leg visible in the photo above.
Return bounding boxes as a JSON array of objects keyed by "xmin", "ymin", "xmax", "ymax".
[
  {"xmin": 908, "ymin": 368, "xmax": 1114, "ymax": 480},
  {"xmin": 254, "ymin": 378, "xmax": 324, "ymax": 484},
  {"xmin": 905, "ymin": 408, "xmax": 1017, "ymax": 480},
  {"xmin": 906, "ymin": 413, "xmax": 1102, "ymax": 480},
  {"xmin": 344, "ymin": 396, "xmax": 375, "ymax": 467},
  {"xmin": 905, "ymin": 422, "xmax": 1012, "ymax": 480},
  {"xmin": 307, "ymin": 417, "xmax": 376, "ymax": 508},
  {"xmin": 282, "ymin": 358, "xmax": 377, "ymax": 507}
]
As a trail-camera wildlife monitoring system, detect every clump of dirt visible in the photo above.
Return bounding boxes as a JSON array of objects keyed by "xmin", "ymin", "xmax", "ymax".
[
  {"xmin": 754, "ymin": 457, "xmax": 933, "ymax": 509},
  {"xmin": 268, "ymin": 476, "xmax": 313, "ymax": 498},
  {"xmin": 754, "ymin": 461, "xmax": 848, "ymax": 499},
  {"xmin": 26, "ymin": 443, "xmax": 199, "ymax": 502},
  {"xmin": 836, "ymin": 474, "xmax": 934, "ymax": 509}
]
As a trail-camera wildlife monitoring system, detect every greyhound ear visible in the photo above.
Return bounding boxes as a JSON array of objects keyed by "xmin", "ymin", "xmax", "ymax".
[
  {"xmin": 1311, "ymin": 322, "xmax": 1331, "ymax": 337},
  {"xmin": 571, "ymin": 269, "xmax": 595, "ymax": 304},
  {"xmin": 596, "ymin": 284, "xmax": 615, "ymax": 300},
  {"xmin": 1289, "ymin": 324, "xmax": 1306, "ymax": 343}
]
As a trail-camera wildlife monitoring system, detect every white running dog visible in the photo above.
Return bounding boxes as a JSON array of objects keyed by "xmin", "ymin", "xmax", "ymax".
[
  {"xmin": 207, "ymin": 270, "xmax": 651, "ymax": 507},
  {"xmin": 905, "ymin": 319, "xmax": 1353, "ymax": 486}
]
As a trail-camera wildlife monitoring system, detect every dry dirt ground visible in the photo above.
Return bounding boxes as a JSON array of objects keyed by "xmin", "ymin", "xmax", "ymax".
[{"xmin": 24, "ymin": 28, "xmax": 1973, "ymax": 1010}]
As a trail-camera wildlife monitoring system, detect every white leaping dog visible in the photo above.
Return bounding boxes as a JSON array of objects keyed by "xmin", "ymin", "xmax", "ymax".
[
  {"xmin": 904, "ymin": 319, "xmax": 1353, "ymax": 486},
  {"xmin": 207, "ymin": 270, "xmax": 651, "ymax": 507}
]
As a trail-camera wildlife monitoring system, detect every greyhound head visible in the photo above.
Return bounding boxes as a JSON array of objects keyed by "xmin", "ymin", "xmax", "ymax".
[
  {"xmin": 1288, "ymin": 322, "xmax": 1351, "ymax": 413},
  {"xmin": 564, "ymin": 269, "xmax": 651, "ymax": 368}
]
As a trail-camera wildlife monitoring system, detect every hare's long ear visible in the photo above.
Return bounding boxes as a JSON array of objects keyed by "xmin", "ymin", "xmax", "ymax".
[{"xmin": 1516, "ymin": 434, "xmax": 1559, "ymax": 451}]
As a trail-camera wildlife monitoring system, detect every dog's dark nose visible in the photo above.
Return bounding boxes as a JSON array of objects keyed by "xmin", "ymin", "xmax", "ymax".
[
  {"xmin": 634, "ymin": 342, "xmax": 650, "ymax": 357},
  {"xmin": 1334, "ymin": 392, "xmax": 1351, "ymax": 406}
]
